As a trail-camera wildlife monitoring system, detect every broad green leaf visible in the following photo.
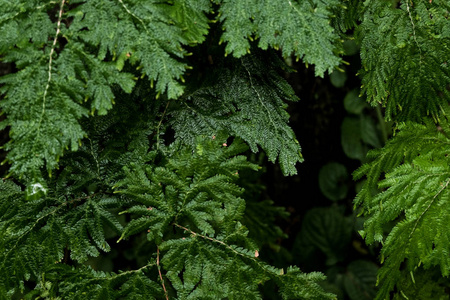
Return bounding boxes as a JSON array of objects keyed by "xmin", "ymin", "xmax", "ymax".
[
  {"xmin": 343, "ymin": 260, "xmax": 378, "ymax": 300},
  {"xmin": 341, "ymin": 117, "xmax": 368, "ymax": 161},
  {"xmin": 318, "ymin": 162, "xmax": 349, "ymax": 202},
  {"xmin": 344, "ymin": 89, "xmax": 366, "ymax": 115},
  {"xmin": 299, "ymin": 207, "xmax": 352, "ymax": 265}
]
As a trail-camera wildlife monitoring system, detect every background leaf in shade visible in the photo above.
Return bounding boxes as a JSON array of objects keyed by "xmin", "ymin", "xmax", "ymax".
[
  {"xmin": 360, "ymin": 115, "xmax": 381, "ymax": 148},
  {"xmin": 318, "ymin": 162, "xmax": 349, "ymax": 202},
  {"xmin": 341, "ymin": 117, "xmax": 368, "ymax": 161},
  {"xmin": 343, "ymin": 260, "xmax": 378, "ymax": 300},
  {"xmin": 330, "ymin": 70, "xmax": 347, "ymax": 88},
  {"xmin": 298, "ymin": 207, "xmax": 352, "ymax": 266},
  {"xmin": 344, "ymin": 89, "xmax": 366, "ymax": 115}
]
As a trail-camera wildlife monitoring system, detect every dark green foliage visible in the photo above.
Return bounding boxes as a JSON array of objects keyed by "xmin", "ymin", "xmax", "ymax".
[
  {"xmin": 170, "ymin": 52, "xmax": 303, "ymax": 175},
  {"xmin": 358, "ymin": 0, "xmax": 450, "ymax": 121},
  {"xmin": 116, "ymin": 136, "xmax": 334, "ymax": 299},
  {"xmin": 216, "ymin": 0, "xmax": 342, "ymax": 76},
  {"xmin": 0, "ymin": 0, "xmax": 341, "ymax": 183},
  {"xmin": 354, "ymin": 118, "xmax": 450, "ymax": 299},
  {"xmin": 1, "ymin": 0, "xmax": 450, "ymax": 299}
]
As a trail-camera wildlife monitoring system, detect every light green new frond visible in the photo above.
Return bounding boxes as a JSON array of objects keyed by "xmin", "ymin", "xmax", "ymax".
[
  {"xmin": 170, "ymin": 52, "xmax": 303, "ymax": 175},
  {"xmin": 359, "ymin": 1, "xmax": 450, "ymax": 121},
  {"xmin": 217, "ymin": 0, "xmax": 342, "ymax": 76},
  {"xmin": 354, "ymin": 118, "xmax": 450, "ymax": 299}
]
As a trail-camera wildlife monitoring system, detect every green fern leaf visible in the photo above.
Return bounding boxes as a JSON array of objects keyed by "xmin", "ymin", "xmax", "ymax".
[
  {"xmin": 217, "ymin": 0, "xmax": 342, "ymax": 76},
  {"xmin": 170, "ymin": 52, "xmax": 303, "ymax": 175},
  {"xmin": 354, "ymin": 118, "xmax": 450, "ymax": 299},
  {"xmin": 358, "ymin": 1, "xmax": 450, "ymax": 121}
]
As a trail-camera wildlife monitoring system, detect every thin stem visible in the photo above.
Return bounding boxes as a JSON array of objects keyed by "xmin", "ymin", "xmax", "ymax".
[
  {"xmin": 37, "ymin": 0, "xmax": 66, "ymax": 134},
  {"xmin": 405, "ymin": 1, "xmax": 421, "ymax": 52},
  {"xmin": 173, "ymin": 223, "xmax": 262, "ymax": 265},
  {"xmin": 157, "ymin": 246, "xmax": 169, "ymax": 300},
  {"xmin": 117, "ymin": 0, "xmax": 150, "ymax": 34},
  {"xmin": 409, "ymin": 178, "xmax": 450, "ymax": 239}
]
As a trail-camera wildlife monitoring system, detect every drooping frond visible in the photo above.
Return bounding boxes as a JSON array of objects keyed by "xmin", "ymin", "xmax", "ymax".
[
  {"xmin": 0, "ymin": 0, "xmax": 209, "ymax": 182},
  {"xmin": 358, "ymin": 0, "xmax": 450, "ymax": 121},
  {"xmin": 0, "ymin": 182, "xmax": 124, "ymax": 294},
  {"xmin": 170, "ymin": 52, "xmax": 303, "ymax": 175},
  {"xmin": 354, "ymin": 117, "xmax": 450, "ymax": 299},
  {"xmin": 216, "ymin": 0, "xmax": 342, "ymax": 76},
  {"xmin": 116, "ymin": 136, "xmax": 334, "ymax": 299},
  {"xmin": 0, "ymin": 0, "xmax": 343, "ymax": 184}
]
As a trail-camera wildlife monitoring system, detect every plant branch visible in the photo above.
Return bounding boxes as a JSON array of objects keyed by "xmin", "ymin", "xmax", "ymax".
[
  {"xmin": 37, "ymin": 0, "xmax": 66, "ymax": 134},
  {"xmin": 157, "ymin": 246, "xmax": 169, "ymax": 300},
  {"xmin": 409, "ymin": 177, "xmax": 450, "ymax": 239},
  {"xmin": 376, "ymin": 104, "xmax": 388, "ymax": 144},
  {"xmin": 173, "ymin": 223, "xmax": 263, "ymax": 267}
]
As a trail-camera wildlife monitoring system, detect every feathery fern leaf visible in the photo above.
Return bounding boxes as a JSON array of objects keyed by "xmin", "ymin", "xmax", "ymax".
[
  {"xmin": 116, "ymin": 136, "xmax": 333, "ymax": 299},
  {"xmin": 216, "ymin": 0, "xmax": 342, "ymax": 76},
  {"xmin": 170, "ymin": 52, "xmax": 303, "ymax": 175},
  {"xmin": 354, "ymin": 118, "xmax": 450, "ymax": 299},
  {"xmin": 42, "ymin": 264, "xmax": 162, "ymax": 299},
  {"xmin": 358, "ymin": 0, "xmax": 450, "ymax": 121},
  {"xmin": 117, "ymin": 135, "xmax": 259, "ymax": 242},
  {"xmin": 0, "ymin": 186, "xmax": 124, "ymax": 295}
]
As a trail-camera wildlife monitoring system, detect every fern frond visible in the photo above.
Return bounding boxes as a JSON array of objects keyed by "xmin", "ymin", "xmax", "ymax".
[
  {"xmin": 170, "ymin": 52, "xmax": 303, "ymax": 175},
  {"xmin": 0, "ymin": 0, "xmax": 210, "ymax": 182},
  {"xmin": 115, "ymin": 136, "xmax": 333, "ymax": 298},
  {"xmin": 217, "ymin": 0, "xmax": 342, "ymax": 76},
  {"xmin": 0, "ymin": 187, "xmax": 124, "ymax": 293},
  {"xmin": 39, "ymin": 263, "xmax": 162, "ymax": 299},
  {"xmin": 354, "ymin": 117, "xmax": 450, "ymax": 299},
  {"xmin": 358, "ymin": 1, "xmax": 450, "ymax": 121}
]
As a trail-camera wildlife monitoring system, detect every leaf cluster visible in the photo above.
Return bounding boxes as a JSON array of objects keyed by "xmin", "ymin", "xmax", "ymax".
[{"xmin": 354, "ymin": 119, "xmax": 450, "ymax": 299}]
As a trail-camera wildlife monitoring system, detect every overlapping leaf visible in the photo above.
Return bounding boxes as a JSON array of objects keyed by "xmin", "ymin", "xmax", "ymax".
[
  {"xmin": 170, "ymin": 53, "xmax": 303, "ymax": 175},
  {"xmin": 217, "ymin": 0, "xmax": 342, "ymax": 76},
  {"xmin": 0, "ymin": 0, "xmax": 211, "ymax": 183},
  {"xmin": 358, "ymin": 1, "xmax": 450, "ymax": 121},
  {"xmin": 354, "ymin": 118, "xmax": 450, "ymax": 299}
]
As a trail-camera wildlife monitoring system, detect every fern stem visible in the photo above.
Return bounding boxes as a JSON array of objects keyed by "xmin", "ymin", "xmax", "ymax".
[
  {"xmin": 242, "ymin": 60, "xmax": 277, "ymax": 132},
  {"xmin": 38, "ymin": 0, "xmax": 66, "ymax": 132},
  {"xmin": 173, "ymin": 223, "xmax": 264, "ymax": 268},
  {"xmin": 117, "ymin": 0, "xmax": 150, "ymax": 34},
  {"xmin": 405, "ymin": 0, "xmax": 421, "ymax": 54},
  {"xmin": 408, "ymin": 177, "xmax": 450, "ymax": 239},
  {"xmin": 157, "ymin": 246, "xmax": 169, "ymax": 300}
]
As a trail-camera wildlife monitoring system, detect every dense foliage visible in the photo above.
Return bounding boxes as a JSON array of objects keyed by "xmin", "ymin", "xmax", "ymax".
[{"xmin": 0, "ymin": 0, "xmax": 449, "ymax": 299}]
